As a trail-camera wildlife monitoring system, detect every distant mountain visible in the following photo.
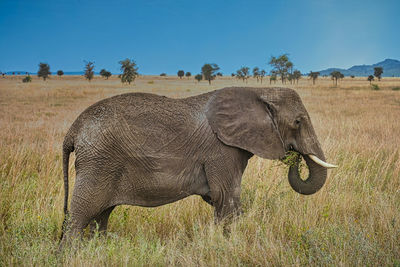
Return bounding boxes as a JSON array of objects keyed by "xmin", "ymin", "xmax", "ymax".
[{"xmin": 318, "ymin": 59, "xmax": 400, "ymax": 77}]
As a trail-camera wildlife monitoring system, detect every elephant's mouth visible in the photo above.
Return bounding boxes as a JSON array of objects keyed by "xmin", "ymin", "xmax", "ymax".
[
  {"xmin": 280, "ymin": 146, "xmax": 299, "ymax": 164},
  {"xmin": 282, "ymin": 145, "xmax": 337, "ymax": 169},
  {"xmin": 282, "ymin": 145, "xmax": 337, "ymax": 195}
]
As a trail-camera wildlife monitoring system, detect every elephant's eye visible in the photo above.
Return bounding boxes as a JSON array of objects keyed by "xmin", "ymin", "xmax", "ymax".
[{"xmin": 294, "ymin": 119, "xmax": 301, "ymax": 126}]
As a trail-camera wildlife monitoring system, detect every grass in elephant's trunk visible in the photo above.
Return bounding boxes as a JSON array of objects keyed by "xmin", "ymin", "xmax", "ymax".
[{"xmin": 281, "ymin": 151, "xmax": 308, "ymax": 180}]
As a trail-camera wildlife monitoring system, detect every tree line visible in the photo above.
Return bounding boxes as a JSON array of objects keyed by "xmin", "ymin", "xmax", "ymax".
[
  {"xmin": 173, "ymin": 55, "xmax": 299, "ymax": 85},
  {"xmin": 17, "ymin": 59, "xmax": 138, "ymax": 84},
  {"xmin": 35, "ymin": 59, "xmax": 139, "ymax": 84},
  {"xmin": 4, "ymin": 55, "xmax": 385, "ymax": 86},
  {"xmin": 32, "ymin": 60, "xmax": 222, "ymax": 85},
  {"xmin": 172, "ymin": 64, "xmax": 221, "ymax": 85}
]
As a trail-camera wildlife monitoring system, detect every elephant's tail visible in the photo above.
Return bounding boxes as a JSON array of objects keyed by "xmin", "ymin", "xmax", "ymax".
[{"xmin": 60, "ymin": 134, "xmax": 74, "ymax": 239}]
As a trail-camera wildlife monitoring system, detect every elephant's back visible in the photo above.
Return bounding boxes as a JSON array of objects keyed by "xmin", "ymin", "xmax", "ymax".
[
  {"xmin": 81, "ymin": 92, "xmax": 182, "ymax": 117},
  {"xmin": 71, "ymin": 93, "xmax": 187, "ymax": 131},
  {"xmin": 69, "ymin": 92, "xmax": 211, "ymax": 156}
]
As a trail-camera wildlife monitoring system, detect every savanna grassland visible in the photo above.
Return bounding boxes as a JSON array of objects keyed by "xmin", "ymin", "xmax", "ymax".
[{"xmin": 1, "ymin": 75, "xmax": 400, "ymax": 266}]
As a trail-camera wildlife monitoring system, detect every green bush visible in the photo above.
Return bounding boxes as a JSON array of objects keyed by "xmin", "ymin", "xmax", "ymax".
[
  {"xmin": 22, "ymin": 75, "xmax": 32, "ymax": 83},
  {"xmin": 392, "ymin": 87, "xmax": 400, "ymax": 91},
  {"xmin": 371, "ymin": 84, "xmax": 380, "ymax": 90}
]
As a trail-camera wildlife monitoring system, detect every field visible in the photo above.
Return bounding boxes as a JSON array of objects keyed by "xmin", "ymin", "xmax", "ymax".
[{"xmin": 1, "ymin": 75, "xmax": 400, "ymax": 266}]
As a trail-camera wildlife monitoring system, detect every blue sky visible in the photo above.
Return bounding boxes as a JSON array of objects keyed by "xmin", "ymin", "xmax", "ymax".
[{"xmin": 0, "ymin": 0, "xmax": 399, "ymax": 75}]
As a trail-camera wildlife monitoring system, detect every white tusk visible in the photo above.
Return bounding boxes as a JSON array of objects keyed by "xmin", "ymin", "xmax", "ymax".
[{"xmin": 308, "ymin": 154, "xmax": 338, "ymax": 168}]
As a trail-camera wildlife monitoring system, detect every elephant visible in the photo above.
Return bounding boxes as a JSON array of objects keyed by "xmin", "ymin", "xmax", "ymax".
[{"xmin": 60, "ymin": 86, "xmax": 336, "ymax": 243}]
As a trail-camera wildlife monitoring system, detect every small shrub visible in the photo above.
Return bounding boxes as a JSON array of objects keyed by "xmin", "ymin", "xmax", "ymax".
[
  {"xmin": 371, "ymin": 84, "xmax": 380, "ymax": 90},
  {"xmin": 22, "ymin": 75, "xmax": 32, "ymax": 83},
  {"xmin": 177, "ymin": 70, "xmax": 185, "ymax": 79},
  {"xmin": 392, "ymin": 87, "xmax": 400, "ymax": 91},
  {"xmin": 100, "ymin": 69, "xmax": 112, "ymax": 79},
  {"xmin": 147, "ymin": 81, "xmax": 154, "ymax": 84},
  {"xmin": 194, "ymin": 74, "xmax": 202, "ymax": 82}
]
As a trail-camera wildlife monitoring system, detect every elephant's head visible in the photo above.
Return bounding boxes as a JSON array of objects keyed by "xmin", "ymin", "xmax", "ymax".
[{"xmin": 206, "ymin": 87, "xmax": 337, "ymax": 195}]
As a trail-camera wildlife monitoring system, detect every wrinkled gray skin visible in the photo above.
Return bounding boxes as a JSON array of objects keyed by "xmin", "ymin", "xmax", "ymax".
[{"xmin": 60, "ymin": 87, "xmax": 328, "ymax": 243}]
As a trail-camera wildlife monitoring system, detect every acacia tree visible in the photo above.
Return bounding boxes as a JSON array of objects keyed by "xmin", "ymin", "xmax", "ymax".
[
  {"xmin": 57, "ymin": 70, "xmax": 64, "ymax": 78},
  {"xmin": 331, "ymin": 71, "xmax": 344, "ymax": 86},
  {"xmin": 308, "ymin": 71, "xmax": 320, "ymax": 85},
  {"xmin": 252, "ymin": 67, "xmax": 260, "ymax": 82},
  {"xmin": 177, "ymin": 70, "xmax": 185, "ymax": 79},
  {"xmin": 269, "ymin": 54, "xmax": 293, "ymax": 84},
  {"xmin": 201, "ymin": 63, "xmax": 219, "ymax": 85},
  {"xmin": 374, "ymin": 67, "xmax": 383, "ymax": 81},
  {"xmin": 269, "ymin": 74, "xmax": 277, "ymax": 84},
  {"xmin": 195, "ymin": 74, "xmax": 202, "ymax": 82},
  {"xmin": 185, "ymin": 72, "xmax": 191, "ymax": 78},
  {"xmin": 236, "ymin": 69, "xmax": 243, "ymax": 81},
  {"xmin": 236, "ymin": 67, "xmax": 250, "ymax": 83},
  {"xmin": 37, "ymin": 63, "xmax": 51, "ymax": 80},
  {"xmin": 260, "ymin": 69, "xmax": 266, "ymax": 84},
  {"xmin": 367, "ymin": 75, "xmax": 374, "ymax": 84},
  {"xmin": 242, "ymin": 67, "xmax": 250, "ymax": 82},
  {"xmin": 119, "ymin": 58, "xmax": 139, "ymax": 84},
  {"xmin": 288, "ymin": 73, "xmax": 294, "ymax": 84},
  {"xmin": 293, "ymin": 70, "xmax": 301, "ymax": 84},
  {"xmin": 100, "ymin": 69, "xmax": 112, "ymax": 79},
  {"xmin": 84, "ymin": 61, "xmax": 95, "ymax": 82},
  {"xmin": 286, "ymin": 61, "xmax": 293, "ymax": 83}
]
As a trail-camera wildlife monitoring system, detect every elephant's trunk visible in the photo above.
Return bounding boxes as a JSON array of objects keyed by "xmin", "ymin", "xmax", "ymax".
[{"xmin": 288, "ymin": 154, "xmax": 327, "ymax": 195}]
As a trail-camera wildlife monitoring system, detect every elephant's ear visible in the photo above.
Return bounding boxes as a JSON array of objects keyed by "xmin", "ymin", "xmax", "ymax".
[{"xmin": 206, "ymin": 88, "xmax": 285, "ymax": 159}]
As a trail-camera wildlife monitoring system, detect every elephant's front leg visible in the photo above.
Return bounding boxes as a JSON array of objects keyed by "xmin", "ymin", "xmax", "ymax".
[{"xmin": 204, "ymin": 161, "xmax": 244, "ymax": 223}]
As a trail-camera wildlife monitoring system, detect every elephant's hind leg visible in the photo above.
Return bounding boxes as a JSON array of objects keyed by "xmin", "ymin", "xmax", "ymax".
[
  {"xmin": 89, "ymin": 206, "xmax": 116, "ymax": 235},
  {"xmin": 63, "ymin": 174, "xmax": 114, "ymax": 242}
]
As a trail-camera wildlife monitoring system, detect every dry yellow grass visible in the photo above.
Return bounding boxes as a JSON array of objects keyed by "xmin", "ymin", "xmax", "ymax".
[{"xmin": 1, "ymin": 75, "xmax": 400, "ymax": 266}]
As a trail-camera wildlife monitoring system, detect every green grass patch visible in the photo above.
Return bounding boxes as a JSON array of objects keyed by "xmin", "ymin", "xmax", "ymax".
[{"xmin": 371, "ymin": 84, "xmax": 380, "ymax": 90}]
